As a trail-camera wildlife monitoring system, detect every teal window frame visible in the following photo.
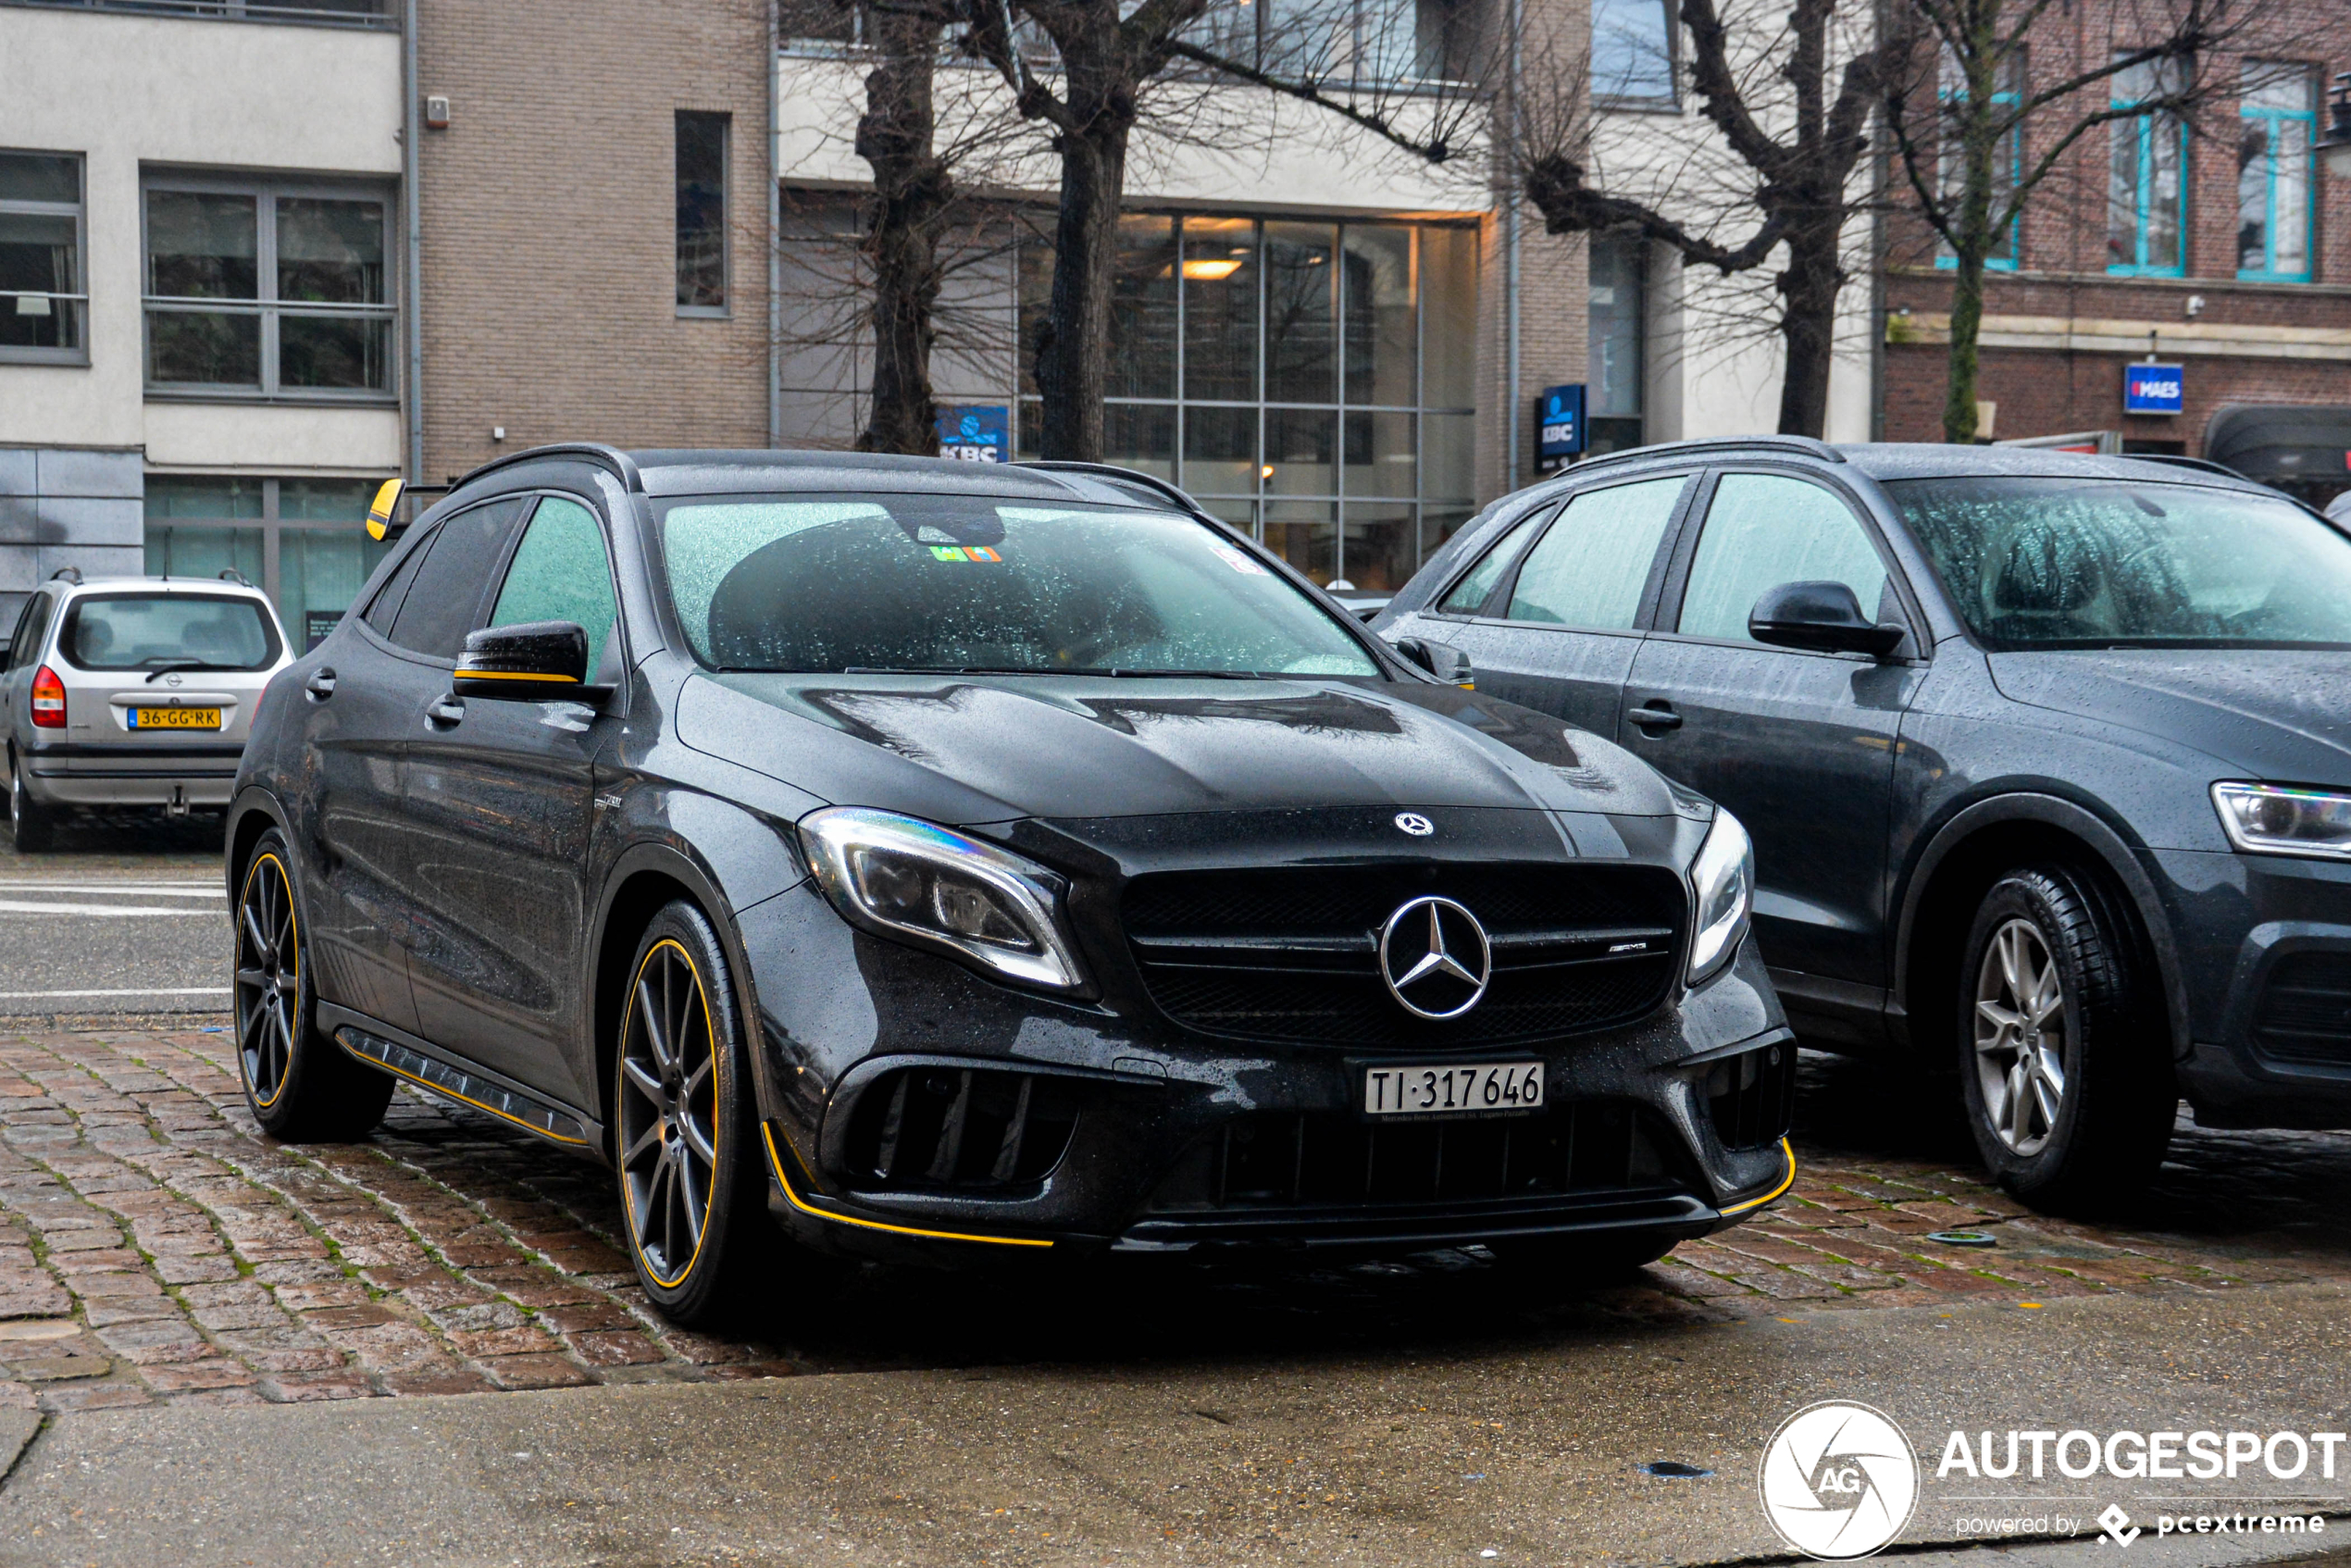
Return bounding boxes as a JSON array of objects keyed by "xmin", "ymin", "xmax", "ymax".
[
  {"xmin": 2108, "ymin": 76, "xmax": 2190, "ymax": 278},
  {"xmin": 1935, "ymin": 57, "xmax": 2023, "ymax": 272},
  {"xmin": 2238, "ymin": 68, "xmax": 2316, "ymax": 282}
]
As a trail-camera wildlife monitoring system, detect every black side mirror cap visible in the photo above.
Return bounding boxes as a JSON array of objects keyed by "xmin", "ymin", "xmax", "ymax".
[
  {"xmin": 1389, "ymin": 635, "xmax": 1474, "ymax": 689},
  {"xmin": 1748, "ymin": 580, "xmax": 1906, "ymax": 658},
  {"xmin": 454, "ymin": 620, "xmax": 614, "ymax": 703}
]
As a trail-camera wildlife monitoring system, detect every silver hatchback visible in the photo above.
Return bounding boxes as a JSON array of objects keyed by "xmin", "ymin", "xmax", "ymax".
[{"xmin": 2, "ymin": 572, "xmax": 293, "ymax": 849}]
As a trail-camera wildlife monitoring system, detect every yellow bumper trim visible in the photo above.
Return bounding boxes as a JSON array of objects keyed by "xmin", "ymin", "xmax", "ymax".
[
  {"xmin": 761, "ymin": 1124, "xmax": 1053, "ymax": 1248},
  {"xmin": 1718, "ymin": 1138, "xmax": 1797, "ymax": 1215}
]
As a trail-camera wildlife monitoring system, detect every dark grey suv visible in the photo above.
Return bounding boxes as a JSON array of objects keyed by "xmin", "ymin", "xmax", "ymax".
[{"xmin": 1378, "ymin": 437, "xmax": 2351, "ymax": 1209}]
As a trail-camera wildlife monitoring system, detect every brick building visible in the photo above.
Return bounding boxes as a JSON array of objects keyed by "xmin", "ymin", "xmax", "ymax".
[{"xmin": 1880, "ymin": 8, "xmax": 2351, "ymax": 504}]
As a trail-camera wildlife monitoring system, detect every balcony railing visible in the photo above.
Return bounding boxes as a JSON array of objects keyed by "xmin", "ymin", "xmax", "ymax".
[{"xmin": 0, "ymin": 0, "xmax": 395, "ymax": 29}]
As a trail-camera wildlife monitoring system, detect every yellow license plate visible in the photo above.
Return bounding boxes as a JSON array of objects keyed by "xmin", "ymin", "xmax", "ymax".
[{"xmin": 129, "ymin": 707, "xmax": 222, "ymax": 730}]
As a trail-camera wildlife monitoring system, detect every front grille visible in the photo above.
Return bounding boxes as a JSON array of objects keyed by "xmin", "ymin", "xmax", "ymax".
[
  {"xmin": 1146, "ymin": 1101, "xmax": 1694, "ymax": 1213},
  {"xmin": 836, "ymin": 1066, "xmax": 1080, "ymax": 1194},
  {"xmin": 1122, "ymin": 863, "xmax": 1686, "ymax": 1046},
  {"xmin": 2254, "ymin": 952, "xmax": 2351, "ymax": 1065},
  {"xmin": 1703, "ymin": 1039, "xmax": 1796, "ymax": 1151}
]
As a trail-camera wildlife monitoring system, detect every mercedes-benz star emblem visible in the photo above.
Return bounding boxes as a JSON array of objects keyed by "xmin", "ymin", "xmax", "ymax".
[
  {"xmin": 1377, "ymin": 895, "xmax": 1491, "ymax": 1019},
  {"xmin": 1393, "ymin": 812, "xmax": 1434, "ymax": 838}
]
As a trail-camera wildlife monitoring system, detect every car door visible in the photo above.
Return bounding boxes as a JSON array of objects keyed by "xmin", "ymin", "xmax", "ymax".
[
  {"xmin": 1430, "ymin": 472, "xmax": 1693, "ymax": 739},
  {"xmin": 401, "ymin": 492, "xmax": 620, "ymax": 1110},
  {"xmin": 1619, "ymin": 468, "xmax": 1926, "ymax": 1008}
]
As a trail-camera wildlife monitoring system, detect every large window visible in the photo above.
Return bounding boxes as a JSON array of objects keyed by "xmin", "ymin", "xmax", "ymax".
[
  {"xmin": 9, "ymin": 0, "xmax": 391, "ymax": 24},
  {"xmin": 0, "ymin": 151, "xmax": 84, "ymax": 364},
  {"xmin": 677, "ymin": 112, "xmax": 729, "ymax": 315},
  {"xmin": 144, "ymin": 476, "xmax": 393, "ymax": 651},
  {"xmin": 1938, "ymin": 50, "xmax": 2023, "ymax": 269},
  {"xmin": 1592, "ymin": 0, "xmax": 1675, "ymax": 102},
  {"xmin": 1018, "ymin": 214, "xmax": 1478, "ymax": 592},
  {"xmin": 1204, "ymin": 0, "xmax": 1462, "ymax": 85},
  {"xmin": 1587, "ymin": 233, "xmax": 1645, "ymax": 454},
  {"xmin": 143, "ymin": 177, "xmax": 394, "ymax": 397},
  {"xmin": 2107, "ymin": 57, "xmax": 2188, "ymax": 277},
  {"xmin": 2238, "ymin": 63, "xmax": 2314, "ymax": 281}
]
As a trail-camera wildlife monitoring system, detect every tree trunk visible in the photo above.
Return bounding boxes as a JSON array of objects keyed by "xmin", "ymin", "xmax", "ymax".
[
  {"xmin": 1034, "ymin": 45, "xmax": 1133, "ymax": 464},
  {"xmin": 854, "ymin": 7, "xmax": 952, "ymax": 455},
  {"xmin": 1940, "ymin": 250, "xmax": 1986, "ymax": 443},
  {"xmin": 1774, "ymin": 218, "xmax": 1844, "ymax": 438}
]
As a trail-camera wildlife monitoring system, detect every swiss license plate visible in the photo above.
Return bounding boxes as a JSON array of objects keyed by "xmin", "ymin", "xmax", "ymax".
[
  {"xmin": 1363, "ymin": 1060, "xmax": 1545, "ymax": 1118},
  {"xmin": 129, "ymin": 707, "xmax": 221, "ymax": 729}
]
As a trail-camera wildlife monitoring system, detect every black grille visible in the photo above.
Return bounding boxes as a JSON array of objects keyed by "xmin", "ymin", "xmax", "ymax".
[
  {"xmin": 837, "ymin": 1067, "xmax": 1080, "ymax": 1193},
  {"xmin": 1122, "ymin": 864, "xmax": 1685, "ymax": 1046},
  {"xmin": 1147, "ymin": 1101, "xmax": 1694, "ymax": 1212},
  {"xmin": 2254, "ymin": 952, "xmax": 2351, "ymax": 1065},
  {"xmin": 1704, "ymin": 1040, "xmax": 1796, "ymax": 1151}
]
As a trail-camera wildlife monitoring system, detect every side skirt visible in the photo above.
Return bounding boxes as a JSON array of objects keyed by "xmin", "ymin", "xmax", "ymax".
[{"xmin": 320, "ymin": 1002, "xmax": 602, "ymax": 1153}]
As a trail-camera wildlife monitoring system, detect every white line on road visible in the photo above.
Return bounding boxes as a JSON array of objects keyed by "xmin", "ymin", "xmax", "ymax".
[
  {"xmin": 0, "ymin": 883, "xmax": 220, "ymax": 895},
  {"xmin": 0, "ymin": 901, "xmax": 222, "ymax": 916},
  {"xmin": 0, "ymin": 987, "xmax": 230, "ymax": 999}
]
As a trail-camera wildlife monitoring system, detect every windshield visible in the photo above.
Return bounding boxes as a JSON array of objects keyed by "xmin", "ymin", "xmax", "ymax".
[
  {"xmin": 60, "ymin": 594, "xmax": 280, "ymax": 671},
  {"xmin": 1885, "ymin": 477, "xmax": 2351, "ymax": 650},
  {"xmin": 657, "ymin": 495, "xmax": 1381, "ymax": 678}
]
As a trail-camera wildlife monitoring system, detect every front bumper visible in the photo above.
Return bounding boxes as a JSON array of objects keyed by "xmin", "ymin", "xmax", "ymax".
[{"xmin": 739, "ymin": 882, "xmax": 1796, "ymax": 1262}]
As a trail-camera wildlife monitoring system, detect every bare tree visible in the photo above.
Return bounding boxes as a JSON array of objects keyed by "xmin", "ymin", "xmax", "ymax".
[
  {"xmin": 1879, "ymin": 0, "xmax": 2251, "ymax": 442},
  {"xmin": 852, "ymin": 0, "xmax": 964, "ymax": 453}
]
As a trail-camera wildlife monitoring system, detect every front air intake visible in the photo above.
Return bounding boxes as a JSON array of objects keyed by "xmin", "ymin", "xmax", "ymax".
[{"xmin": 837, "ymin": 1066, "xmax": 1080, "ymax": 1194}]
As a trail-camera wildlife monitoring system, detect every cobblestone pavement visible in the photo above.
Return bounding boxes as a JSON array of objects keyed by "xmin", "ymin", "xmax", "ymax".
[{"xmin": 5, "ymin": 1024, "xmax": 2350, "ymax": 1417}]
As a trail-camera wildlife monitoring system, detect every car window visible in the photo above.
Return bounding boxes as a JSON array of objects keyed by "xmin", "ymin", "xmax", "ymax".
[
  {"xmin": 1505, "ymin": 475, "xmax": 1686, "ymax": 628},
  {"xmin": 385, "ymin": 498, "xmax": 529, "ymax": 660},
  {"xmin": 658, "ymin": 495, "xmax": 1379, "ymax": 677},
  {"xmin": 57, "ymin": 594, "xmax": 280, "ymax": 671},
  {"xmin": 8, "ymin": 592, "xmax": 50, "ymax": 671},
  {"xmin": 486, "ymin": 496, "xmax": 618, "ymax": 675},
  {"xmin": 1437, "ymin": 508, "xmax": 1550, "ymax": 615},
  {"xmin": 1676, "ymin": 474, "xmax": 1889, "ymax": 642},
  {"xmin": 362, "ymin": 525, "xmax": 436, "ymax": 637}
]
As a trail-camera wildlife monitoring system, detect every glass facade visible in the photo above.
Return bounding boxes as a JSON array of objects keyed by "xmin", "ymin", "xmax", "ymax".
[
  {"xmin": 1019, "ymin": 214, "xmax": 1478, "ymax": 591},
  {"xmin": 144, "ymin": 476, "xmax": 392, "ymax": 651}
]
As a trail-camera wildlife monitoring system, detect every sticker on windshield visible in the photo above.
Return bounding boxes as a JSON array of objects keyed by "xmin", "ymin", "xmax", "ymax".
[
  {"xmin": 1211, "ymin": 544, "xmax": 1265, "ymax": 576},
  {"xmin": 928, "ymin": 545, "xmax": 1001, "ymax": 563}
]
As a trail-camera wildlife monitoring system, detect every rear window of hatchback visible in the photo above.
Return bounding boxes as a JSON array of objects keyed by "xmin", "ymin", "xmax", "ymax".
[{"xmin": 56, "ymin": 593, "xmax": 282, "ymax": 672}]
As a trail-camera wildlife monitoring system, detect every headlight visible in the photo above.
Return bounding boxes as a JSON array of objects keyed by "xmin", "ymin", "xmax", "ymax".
[
  {"xmin": 2212, "ymin": 782, "xmax": 2351, "ymax": 860},
  {"xmin": 1686, "ymin": 808, "xmax": 1754, "ymax": 986},
  {"xmin": 799, "ymin": 807, "xmax": 1088, "ymax": 990}
]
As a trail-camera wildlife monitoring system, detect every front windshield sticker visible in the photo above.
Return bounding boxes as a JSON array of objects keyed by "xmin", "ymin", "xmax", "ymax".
[
  {"xmin": 1211, "ymin": 544, "xmax": 1266, "ymax": 576},
  {"xmin": 928, "ymin": 546, "xmax": 1002, "ymax": 563}
]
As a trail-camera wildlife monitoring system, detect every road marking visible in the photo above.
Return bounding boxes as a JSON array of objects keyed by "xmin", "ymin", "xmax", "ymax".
[
  {"xmin": 0, "ymin": 986, "xmax": 230, "ymax": 999},
  {"xmin": 0, "ymin": 882, "xmax": 219, "ymax": 895},
  {"xmin": 0, "ymin": 901, "xmax": 221, "ymax": 916}
]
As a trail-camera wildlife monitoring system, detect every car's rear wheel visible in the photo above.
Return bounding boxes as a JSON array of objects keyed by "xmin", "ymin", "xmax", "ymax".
[
  {"xmin": 235, "ymin": 829, "xmax": 394, "ymax": 1139},
  {"xmin": 9, "ymin": 753, "xmax": 52, "ymax": 853},
  {"xmin": 1957, "ymin": 866, "xmax": 2174, "ymax": 1211},
  {"xmin": 614, "ymin": 901, "xmax": 768, "ymax": 1325}
]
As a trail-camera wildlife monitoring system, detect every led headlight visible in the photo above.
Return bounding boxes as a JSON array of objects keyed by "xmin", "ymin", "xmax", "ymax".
[
  {"xmin": 2212, "ymin": 782, "xmax": 2351, "ymax": 861},
  {"xmin": 1686, "ymin": 807, "xmax": 1755, "ymax": 986},
  {"xmin": 798, "ymin": 807, "xmax": 1087, "ymax": 990}
]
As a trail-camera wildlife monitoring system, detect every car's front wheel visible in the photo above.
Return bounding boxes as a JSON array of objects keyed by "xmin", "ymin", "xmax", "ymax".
[
  {"xmin": 9, "ymin": 753, "xmax": 52, "ymax": 853},
  {"xmin": 613, "ymin": 900, "xmax": 769, "ymax": 1325},
  {"xmin": 235, "ymin": 829, "xmax": 394, "ymax": 1139},
  {"xmin": 1957, "ymin": 866, "xmax": 2174, "ymax": 1211}
]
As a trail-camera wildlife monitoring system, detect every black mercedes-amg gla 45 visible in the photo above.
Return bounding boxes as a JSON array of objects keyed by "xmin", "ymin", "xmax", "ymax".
[{"xmin": 228, "ymin": 445, "xmax": 1794, "ymax": 1322}]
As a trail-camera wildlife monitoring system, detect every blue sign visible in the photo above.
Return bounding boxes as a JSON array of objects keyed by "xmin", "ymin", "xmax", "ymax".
[
  {"xmin": 1536, "ymin": 384, "xmax": 1586, "ymax": 469},
  {"xmin": 937, "ymin": 404, "xmax": 1008, "ymax": 461},
  {"xmin": 2123, "ymin": 362, "xmax": 2184, "ymax": 416}
]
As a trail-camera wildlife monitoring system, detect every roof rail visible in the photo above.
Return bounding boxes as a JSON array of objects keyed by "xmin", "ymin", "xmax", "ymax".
[
  {"xmin": 217, "ymin": 568, "xmax": 253, "ymax": 587},
  {"xmin": 48, "ymin": 566, "xmax": 81, "ymax": 585},
  {"xmin": 1014, "ymin": 460, "xmax": 1217, "ymax": 519},
  {"xmin": 1561, "ymin": 435, "xmax": 1845, "ymax": 477},
  {"xmin": 448, "ymin": 442, "xmax": 644, "ymax": 494}
]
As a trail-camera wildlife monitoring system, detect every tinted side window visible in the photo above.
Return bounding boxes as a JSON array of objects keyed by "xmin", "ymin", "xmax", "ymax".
[
  {"xmin": 1505, "ymin": 476, "xmax": 1686, "ymax": 628},
  {"xmin": 1437, "ymin": 508, "xmax": 1550, "ymax": 615},
  {"xmin": 363, "ymin": 526, "xmax": 436, "ymax": 636},
  {"xmin": 9, "ymin": 593, "xmax": 50, "ymax": 671},
  {"xmin": 385, "ymin": 499, "xmax": 528, "ymax": 659},
  {"xmin": 1676, "ymin": 474, "xmax": 1888, "ymax": 643},
  {"xmin": 486, "ymin": 496, "xmax": 618, "ymax": 674}
]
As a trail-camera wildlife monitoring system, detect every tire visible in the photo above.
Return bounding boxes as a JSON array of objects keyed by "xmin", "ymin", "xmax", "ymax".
[
  {"xmin": 234, "ymin": 829, "xmax": 394, "ymax": 1139},
  {"xmin": 1957, "ymin": 865, "xmax": 2175, "ymax": 1212},
  {"xmin": 613, "ymin": 900, "xmax": 769, "ymax": 1326},
  {"xmin": 1488, "ymin": 1228, "xmax": 1678, "ymax": 1282},
  {"xmin": 9, "ymin": 753, "xmax": 52, "ymax": 853}
]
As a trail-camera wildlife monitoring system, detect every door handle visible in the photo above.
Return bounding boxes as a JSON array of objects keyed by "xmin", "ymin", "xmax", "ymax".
[
  {"xmin": 1626, "ymin": 702, "xmax": 1682, "ymax": 733},
  {"xmin": 305, "ymin": 668, "xmax": 337, "ymax": 701},
  {"xmin": 426, "ymin": 693, "xmax": 466, "ymax": 727}
]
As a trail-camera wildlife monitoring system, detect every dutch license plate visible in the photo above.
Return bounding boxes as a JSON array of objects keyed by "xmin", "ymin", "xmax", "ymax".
[
  {"xmin": 129, "ymin": 707, "xmax": 222, "ymax": 729},
  {"xmin": 1363, "ymin": 1060, "xmax": 1545, "ymax": 1118}
]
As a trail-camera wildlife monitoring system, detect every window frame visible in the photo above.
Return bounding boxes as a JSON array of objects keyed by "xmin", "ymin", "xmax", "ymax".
[
  {"xmin": 1934, "ymin": 52, "xmax": 2024, "ymax": 273},
  {"xmin": 2237, "ymin": 62, "xmax": 2317, "ymax": 283},
  {"xmin": 2107, "ymin": 67, "xmax": 2191, "ymax": 279},
  {"xmin": 0, "ymin": 148, "xmax": 89, "ymax": 367},
  {"xmin": 140, "ymin": 170, "xmax": 398, "ymax": 403},
  {"xmin": 481, "ymin": 492, "xmax": 632, "ymax": 686},
  {"xmin": 676, "ymin": 111, "xmax": 731, "ymax": 318},
  {"xmin": 1487, "ymin": 471, "xmax": 1697, "ymax": 632},
  {"xmin": 1589, "ymin": 0, "xmax": 1680, "ymax": 110}
]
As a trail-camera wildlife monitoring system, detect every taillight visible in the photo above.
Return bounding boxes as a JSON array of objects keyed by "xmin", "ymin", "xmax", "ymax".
[{"xmin": 30, "ymin": 666, "xmax": 64, "ymax": 728}]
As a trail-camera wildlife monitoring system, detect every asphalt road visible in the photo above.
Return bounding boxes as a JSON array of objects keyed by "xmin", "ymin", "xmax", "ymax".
[{"xmin": 0, "ymin": 815, "xmax": 227, "ymax": 1018}]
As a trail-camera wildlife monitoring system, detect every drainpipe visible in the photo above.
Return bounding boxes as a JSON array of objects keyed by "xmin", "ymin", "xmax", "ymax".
[
  {"xmin": 1503, "ymin": 0, "xmax": 1524, "ymax": 492},
  {"xmin": 402, "ymin": 0, "xmax": 424, "ymax": 484},
  {"xmin": 766, "ymin": 0, "xmax": 783, "ymax": 447}
]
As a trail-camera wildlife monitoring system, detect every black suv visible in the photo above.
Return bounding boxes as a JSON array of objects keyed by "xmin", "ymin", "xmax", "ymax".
[{"xmin": 1378, "ymin": 437, "xmax": 2351, "ymax": 1208}]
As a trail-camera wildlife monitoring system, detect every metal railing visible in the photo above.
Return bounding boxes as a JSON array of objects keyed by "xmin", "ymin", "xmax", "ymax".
[{"xmin": 1, "ymin": 0, "xmax": 395, "ymax": 29}]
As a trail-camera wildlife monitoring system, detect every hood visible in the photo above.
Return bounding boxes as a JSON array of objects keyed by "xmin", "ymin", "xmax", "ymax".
[
  {"xmin": 1988, "ymin": 649, "xmax": 2351, "ymax": 784},
  {"xmin": 674, "ymin": 672, "xmax": 1682, "ymax": 825}
]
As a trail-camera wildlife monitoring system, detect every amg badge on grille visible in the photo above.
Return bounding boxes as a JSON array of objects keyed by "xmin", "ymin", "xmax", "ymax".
[{"xmin": 1377, "ymin": 896, "xmax": 1491, "ymax": 1019}]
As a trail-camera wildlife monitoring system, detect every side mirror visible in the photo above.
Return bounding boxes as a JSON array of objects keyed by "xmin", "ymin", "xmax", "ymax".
[
  {"xmin": 1389, "ymin": 635, "xmax": 1474, "ymax": 689},
  {"xmin": 454, "ymin": 620, "xmax": 613, "ymax": 703},
  {"xmin": 1748, "ymin": 581, "xmax": 1906, "ymax": 658}
]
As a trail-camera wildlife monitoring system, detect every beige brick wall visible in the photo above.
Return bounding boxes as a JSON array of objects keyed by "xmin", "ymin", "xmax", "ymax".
[{"xmin": 416, "ymin": 0, "xmax": 772, "ymax": 484}]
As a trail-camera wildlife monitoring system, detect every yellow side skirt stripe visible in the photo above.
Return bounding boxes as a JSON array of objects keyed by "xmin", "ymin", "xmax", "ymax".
[
  {"xmin": 761, "ymin": 1124, "xmax": 1052, "ymax": 1248},
  {"xmin": 1718, "ymin": 1137, "xmax": 1797, "ymax": 1215},
  {"xmin": 359, "ymin": 1046, "xmax": 591, "ymax": 1145}
]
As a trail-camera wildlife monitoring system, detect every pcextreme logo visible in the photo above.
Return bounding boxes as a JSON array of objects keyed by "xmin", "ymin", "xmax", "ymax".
[{"xmin": 1759, "ymin": 1401, "xmax": 1922, "ymax": 1560}]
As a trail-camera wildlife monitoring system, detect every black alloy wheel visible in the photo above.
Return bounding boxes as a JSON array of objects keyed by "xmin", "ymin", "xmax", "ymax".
[
  {"xmin": 234, "ymin": 829, "xmax": 393, "ymax": 1139},
  {"xmin": 1956, "ymin": 866, "xmax": 2175, "ymax": 1211},
  {"xmin": 614, "ymin": 901, "xmax": 767, "ymax": 1324}
]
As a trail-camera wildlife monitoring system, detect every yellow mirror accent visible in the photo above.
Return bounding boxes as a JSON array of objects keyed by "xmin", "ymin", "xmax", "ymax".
[{"xmin": 366, "ymin": 477, "xmax": 406, "ymax": 541}]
